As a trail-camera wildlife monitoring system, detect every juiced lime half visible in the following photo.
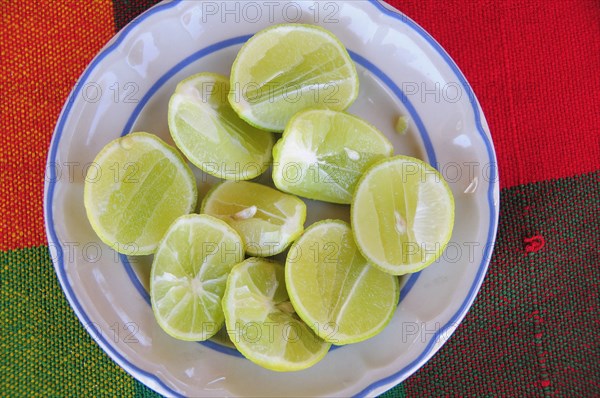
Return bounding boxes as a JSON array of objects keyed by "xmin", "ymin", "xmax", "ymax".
[
  {"xmin": 201, "ymin": 181, "xmax": 306, "ymax": 257},
  {"xmin": 222, "ymin": 258, "xmax": 331, "ymax": 371},
  {"xmin": 150, "ymin": 214, "xmax": 244, "ymax": 341},
  {"xmin": 351, "ymin": 156, "xmax": 455, "ymax": 275},
  {"xmin": 168, "ymin": 72, "xmax": 273, "ymax": 180},
  {"xmin": 285, "ymin": 220, "xmax": 399, "ymax": 344},
  {"xmin": 229, "ymin": 24, "xmax": 359, "ymax": 131},
  {"xmin": 83, "ymin": 132, "xmax": 197, "ymax": 255},
  {"xmin": 272, "ymin": 109, "xmax": 393, "ymax": 204}
]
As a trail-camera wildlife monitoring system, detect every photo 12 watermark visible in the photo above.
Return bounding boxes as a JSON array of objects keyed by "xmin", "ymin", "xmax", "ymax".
[
  {"xmin": 198, "ymin": 1, "xmax": 341, "ymax": 24},
  {"xmin": 47, "ymin": 240, "xmax": 141, "ymax": 265},
  {"xmin": 45, "ymin": 161, "xmax": 141, "ymax": 184},
  {"xmin": 84, "ymin": 321, "xmax": 140, "ymax": 344},
  {"xmin": 223, "ymin": 319, "xmax": 339, "ymax": 344},
  {"xmin": 401, "ymin": 81, "xmax": 469, "ymax": 104},
  {"xmin": 73, "ymin": 81, "xmax": 140, "ymax": 104},
  {"xmin": 183, "ymin": 79, "xmax": 341, "ymax": 106}
]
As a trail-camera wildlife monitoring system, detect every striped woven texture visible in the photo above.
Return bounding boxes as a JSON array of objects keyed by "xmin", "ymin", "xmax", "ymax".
[{"xmin": 1, "ymin": 1, "xmax": 599, "ymax": 396}]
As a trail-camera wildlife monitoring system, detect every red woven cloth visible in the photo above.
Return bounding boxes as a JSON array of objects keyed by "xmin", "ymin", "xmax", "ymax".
[{"xmin": 1, "ymin": 0, "xmax": 598, "ymax": 396}]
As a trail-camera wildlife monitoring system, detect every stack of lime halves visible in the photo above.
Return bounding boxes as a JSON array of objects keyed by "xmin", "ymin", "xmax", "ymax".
[{"xmin": 83, "ymin": 23, "xmax": 455, "ymax": 372}]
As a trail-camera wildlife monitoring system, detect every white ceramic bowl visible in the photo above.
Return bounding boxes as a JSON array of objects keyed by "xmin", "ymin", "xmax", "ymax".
[{"xmin": 44, "ymin": 1, "xmax": 499, "ymax": 396}]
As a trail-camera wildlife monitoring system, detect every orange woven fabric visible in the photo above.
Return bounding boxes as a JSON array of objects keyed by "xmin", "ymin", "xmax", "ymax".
[{"xmin": 0, "ymin": 1, "xmax": 115, "ymax": 251}]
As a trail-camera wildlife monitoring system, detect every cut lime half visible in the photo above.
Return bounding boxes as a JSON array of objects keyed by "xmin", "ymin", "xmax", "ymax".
[
  {"xmin": 201, "ymin": 181, "xmax": 306, "ymax": 257},
  {"xmin": 83, "ymin": 132, "xmax": 197, "ymax": 255},
  {"xmin": 150, "ymin": 214, "xmax": 244, "ymax": 341},
  {"xmin": 168, "ymin": 72, "xmax": 273, "ymax": 180},
  {"xmin": 285, "ymin": 220, "xmax": 399, "ymax": 344},
  {"xmin": 222, "ymin": 258, "xmax": 331, "ymax": 371},
  {"xmin": 272, "ymin": 109, "xmax": 393, "ymax": 203},
  {"xmin": 351, "ymin": 156, "xmax": 455, "ymax": 275},
  {"xmin": 229, "ymin": 24, "xmax": 359, "ymax": 131}
]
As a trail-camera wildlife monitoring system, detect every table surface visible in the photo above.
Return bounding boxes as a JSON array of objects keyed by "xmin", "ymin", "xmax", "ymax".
[{"xmin": 1, "ymin": 1, "xmax": 598, "ymax": 396}]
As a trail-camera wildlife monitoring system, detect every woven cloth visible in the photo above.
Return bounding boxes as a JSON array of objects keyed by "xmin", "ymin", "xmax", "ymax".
[{"xmin": 1, "ymin": 0, "xmax": 598, "ymax": 396}]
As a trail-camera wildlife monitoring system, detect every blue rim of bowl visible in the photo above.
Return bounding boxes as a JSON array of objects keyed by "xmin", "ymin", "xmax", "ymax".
[{"xmin": 43, "ymin": 0, "xmax": 499, "ymax": 396}]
